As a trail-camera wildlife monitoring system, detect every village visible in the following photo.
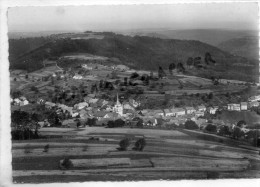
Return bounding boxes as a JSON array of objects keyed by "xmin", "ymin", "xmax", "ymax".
[{"xmin": 10, "ymin": 56, "xmax": 260, "ymax": 146}]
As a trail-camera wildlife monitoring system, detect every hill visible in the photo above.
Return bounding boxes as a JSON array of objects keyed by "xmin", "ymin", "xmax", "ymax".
[
  {"xmin": 130, "ymin": 29, "xmax": 258, "ymax": 46},
  {"xmin": 9, "ymin": 32, "xmax": 259, "ymax": 82},
  {"xmin": 217, "ymin": 36, "xmax": 259, "ymax": 60}
]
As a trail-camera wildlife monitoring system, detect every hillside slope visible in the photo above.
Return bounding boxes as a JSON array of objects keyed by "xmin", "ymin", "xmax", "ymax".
[
  {"xmin": 131, "ymin": 29, "xmax": 258, "ymax": 46},
  {"xmin": 218, "ymin": 36, "xmax": 259, "ymax": 60},
  {"xmin": 9, "ymin": 33, "xmax": 259, "ymax": 82}
]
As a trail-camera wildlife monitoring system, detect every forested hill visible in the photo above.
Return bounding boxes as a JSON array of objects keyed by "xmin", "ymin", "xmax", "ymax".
[
  {"xmin": 9, "ymin": 32, "xmax": 259, "ymax": 82},
  {"xmin": 218, "ymin": 36, "xmax": 259, "ymax": 60}
]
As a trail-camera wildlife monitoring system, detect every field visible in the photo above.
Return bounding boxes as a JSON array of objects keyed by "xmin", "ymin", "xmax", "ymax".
[{"xmin": 12, "ymin": 127, "xmax": 260, "ymax": 183}]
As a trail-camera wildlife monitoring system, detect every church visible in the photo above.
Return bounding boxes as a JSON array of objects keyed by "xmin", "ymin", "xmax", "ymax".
[{"xmin": 113, "ymin": 93, "xmax": 123, "ymax": 116}]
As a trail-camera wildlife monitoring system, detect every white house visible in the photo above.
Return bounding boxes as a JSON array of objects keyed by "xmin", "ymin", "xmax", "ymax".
[
  {"xmin": 248, "ymin": 95, "xmax": 260, "ymax": 102},
  {"xmin": 195, "ymin": 111, "xmax": 205, "ymax": 117},
  {"xmin": 20, "ymin": 100, "xmax": 29, "ymax": 106},
  {"xmin": 154, "ymin": 109, "xmax": 164, "ymax": 117},
  {"xmin": 73, "ymin": 75, "xmax": 83, "ymax": 79},
  {"xmin": 209, "ymin": 106, "xmax": 219, "ymax": 114},
  {"xmin": 248, "ymin": 101, "xmax": 259, "ymax": 108},
  {"xmin": 233, "ymin": 104, "xmax": 241, "ymax": 111},
  {"xmin": 74, "ymin": 102, "xmax": 89, "ymax": 110},
  {"xmin": 227, "ymin": 104, "xmax": 234, "ymax": 111},
  {"xmin": 163, "ymin": 109, "xmax": 174, "ymax": 117},
  {"xmin": 172, "ymin": 108, "xmax": 186, "ymax": 117},
  {"xmin": 197, "ymin": 105, "xmax": 206, "ymax": 112},
  {"xmin": 123, "ymin": 103, "xmax": 135, "ymax": 111},
  {"xmin": 45, "ymin": 101, "xmax": 56, "ymax": 109},
  {"xmin": 185, "ymin": 107, "xmax": 196, "ymax": 114},
  {"xmin": 13, "ymin": 98, "xmax": 21, "ymax": 105},
  {"xmin": 240, "ymin": 102, "xmax": 248, "ymax": 111}
]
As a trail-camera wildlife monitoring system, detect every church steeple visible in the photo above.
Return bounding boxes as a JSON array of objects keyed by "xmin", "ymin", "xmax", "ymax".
[{"xmin": 116, "ymin": 93, "xmax": 120, "ymax": 105}]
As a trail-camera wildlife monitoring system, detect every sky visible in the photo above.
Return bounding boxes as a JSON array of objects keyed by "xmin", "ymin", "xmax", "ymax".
[{"xmin": 8, "ymin": 3, "xmax": 259, "ymax": 32}]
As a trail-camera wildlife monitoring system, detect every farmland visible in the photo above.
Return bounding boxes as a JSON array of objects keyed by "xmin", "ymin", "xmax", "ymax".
[{"xmin": 12, "ymin": 127, "xmax": 260, "ymax": 183}]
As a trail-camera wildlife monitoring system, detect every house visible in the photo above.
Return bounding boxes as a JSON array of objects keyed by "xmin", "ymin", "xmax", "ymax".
[
  {"xmin": 172, "ymin": 108, "xmax": 186, "ymax": 117},
  {"xmin": 89, "ymin": 98, "xmax": 99, "ymax": 104},
  {"xmin": 45, "ymin": 101, "xmax": 56, "ymax": 109},
  {"xmin": 240, "ymin": 102, "xmax": 248, "ymax": 111},
  {"xmin": 227, "ymin": 104, "xmax": 240, "ymax": 111},
  {"xmin": 233, "ymin": 104, "xmax": 241, "ymax": 111},
  {"xmin": 248, "ymin": 95, "xmax": 260, "ymax": 102},
  {"xmin": 209, "ymin": 106, "xmax": 219, "ymax": 114},
  {"xmin": 62, "ymin": 119, "xmax": 77, "ymax": 128},
  {"xmin": 71, "ymin": 112, "xmax": 79, "ymax": 118},
  {"xmin": 185, "ymin": 107, "xmax": 196, "ymax": 114},
  {"xmin": 104, "ymin": 112, "xmax": 119, "ymax": 119},
  {"xmin": 82, "ymin": 64, "xmax": 93, "ymax": 70},
  {"xmin": 164, "ymin": 109, "xmax": 174, "ymax": 117},
  {"xmin": 94, "ymin": 111, "xmax": 108, "ymax": 120},
  {"xmin": 195, "ymin": 111, "xmax": 204, "ymax": 117},
  {"xmin": 74, "ymin": 102, "xmax": 89, "ymax": 110},
  {"xmin": 38, "ymin": 120, "xmax": 51, "ymax": 128},
  {"xmin": 197, "ymin": 105, "xmax": 206, "ymax": 112},
  {"xmin": 20, "ymin": 100, "xmax": 29, "ymax": 106},
  {"xmin": 13, "ymin": 98, "xmax": 21, "ymax": 105},
  {"xmin": 115, "ymin": 65, "xmax": 130, "ymax": 71},
  {"xmin": 37, "ymin": 98, "xmax": 44, "ymax": 104},
  {"xmin": 123, "ymin": 102, "xmax": 135, "ymax": 111},
  {"xmin": 73, "ymin": 75, "xmax": 83, "ymax": 79},
  {"xmin": 153, "ymin": 109, "xmax": 164, "ymax": 117},
  {"xmin": 104, "ymin": 105, "xmax": 114, "ymax": 112},
  {"xmin": 248, "ymin": 101, "xmax": 259, "ymax": 108},
  {"xmin": 79, "ymin": 110, "xmax": 92, "ymax": 119},
  {"xmin": 129, "ymin": 99, "xmax": 140, "ymax": 108}
]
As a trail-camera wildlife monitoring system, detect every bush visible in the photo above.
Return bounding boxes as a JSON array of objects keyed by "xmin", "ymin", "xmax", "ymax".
[
  {"xmin": 204, "ymin": 124, "xmax": 217, "ymax": 133},
  {"xmin": 118, "ymin": 138, "xmax": 131, "ymax": 151},
  {"xmin": 232, "ymin": 127, "xmax": 245, "ymax": 140},
  {"xmin": 61, "ymin": 157, "xmax": 73, "ymax": 169},
  {"xmin": 184, "ymin": 120, "xmax": 199, "ymax": 130},
  {"xmin": 218, "ymin": 125, "xmax": 231, "ymax": 136},
  {"xmin": 43, "ymin": 144, "xmax": 49, "ymax": 153},
  {"xmin": 133, "ymin": 138, "xmax": 146, "ymax": 151}
]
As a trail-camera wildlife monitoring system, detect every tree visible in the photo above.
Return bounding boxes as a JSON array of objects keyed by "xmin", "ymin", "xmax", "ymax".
[
  {"xmin": 118, "ymin": 138, "xmax": 131, "ymax": 151},
  {"xmin": 86, "ymin": 118, "xmax": 97, "ymax": 127},
  {"xmin": 208, "ymin": 93, "xmax": 213, "ymax": 100},
  {"xmin": 130, "ymin": 72, "xmax": 139, "ymax": 79},
  {"xmin": 31, "ymin": 86, "xmax": 39, "ymax": 93},
  {"xmin": 11, "ymin": 110, "xmax": 36, "ymax": 140},
  {"xmin": 133, "ymin": 138, "xmax": 146, "ymax": 151},
  {"xmin": 194, "ymin": 57, "xmax": 202, "ymax": 68},
  {"xmin": 158, "ymin": 66, "xmax": 166, "ymax": 79},
  {"xmin": 177, "ymin": 63, "xmax": 185, "ymax": 73},
  {"xmin": 184, "ymin": 120, "xmax": 199, "ymax": 130},
  {"xmin": 11, "ymin": 90, "xmax": 22, "ymax": 98},
  {"xmin": 237, "ymin": 120, "xmax": 246, "ymax": 128},
  {"xmin": 232, "ymin": 126, "xmax": 244, "ymax": 139},
  {"xmin": 218, "ymin": 125, "xmax": 231, "ymax": 136},
  {"xmin": 168, "ymin": 63, "xmax": 176, "ymax": 75},
  {"xmin": 186, "ymin": 57, "xmax": 193, "ymax": 68},
  {"xmin": 204, "ymin": 124, "xmax": 217, "ymax": 133},
  {"xmin": 124, "ymin": 77, "xmax": 128, "ymax": 86},
  {"xmin": 205, "ymin": 52, "xmax": 216, "ymax": 65},
  {"xmin": 114, "ymin": 119, "xmax": 125, "ymax": 127},
  {"xmin": 47, "ymin": 111, "xmax": 61, "ymax": 127}
]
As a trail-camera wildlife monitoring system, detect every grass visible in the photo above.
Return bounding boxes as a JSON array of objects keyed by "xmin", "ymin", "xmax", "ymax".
[{"xmin": 12, "ymin": 127, "xmax": 260, "ymax": 182}]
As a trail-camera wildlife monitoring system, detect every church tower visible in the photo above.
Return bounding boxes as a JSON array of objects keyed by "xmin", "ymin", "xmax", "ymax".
[{"xmin": 113, "ymin": 93, "xmax": 123, "ymax": 116}]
